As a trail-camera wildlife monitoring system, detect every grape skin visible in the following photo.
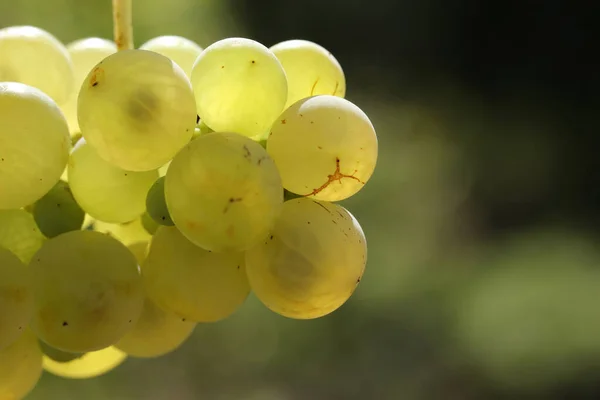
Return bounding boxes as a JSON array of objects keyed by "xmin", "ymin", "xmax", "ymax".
[
  {"xmin": 68, "ymin": 139, "xmax": 158, "ymax": 223},
  {"xmin": 140, "ymin": 35, "xmax": 203, "ymax": 79},
  {"xmin": 0, "ymin": 329, "xmax": 43, "ymax": 400},
  {"xmin": 267, "ymin": 95, "xmax": 378, "ymax": 201},
  {"xmin": 191, "ymin": 38, "xmax": 287, "ymax": 139},
  {"xmin": 0, "ymin": 248, "xmax": 33, "ymax": 351},
  {"xmin": 166, "ymin": 132, "xmax": 283, "ymax": 252},
  {"xmin": 0, "ymin": 210, "xmax": 46, "ymax": 264},
  {"xmin": 0, "ymin": 26, "xmax": 73, "ymax": 104},
  {"xmin": 0, "ymin": 82, "xmax": 71, "ymax": 210},
  {"xmin": 30, "ymin": 230, "xmax": 144, "ymax": 353},
  {"xmin": 33, "ymin": 180, "xmax": 85, "ymax": 238},
  {"xmin": 146, "ymin": 176, "xmax": 174, "ymax": 226},
  {"xmin": 246, "ymin": 198, "xmax": 367, "ymax": 319},
  {"xmin": 78, "ymin": 50, "xmax": 196, "ymax": 171},
  {"xmin": 143, "ymin": 226, "xmax": 249, "ymax": 322},
  {"xmin": 271, "ymin": 39, "xmax": 346, "ymax": 108},
  {"xmin": 42, "ymin": 346, "xmax": 127, "ymax": 379}
]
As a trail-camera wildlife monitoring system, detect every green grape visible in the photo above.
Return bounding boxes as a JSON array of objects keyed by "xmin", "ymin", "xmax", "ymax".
[
  {"xmin": 38, "ymin": 341, "xmax": 82, "ymax": 363},
  {"xmin": 270, "ymin": 39, "xmax": 346, "ymax": 108},
  {"xmin": 141, "ymin": 212, "xmax": 159, "ymax": 235},
  {"xmin": 0, "ymin": 209, "xmax": 46, "ymax": 263},
  {"xmin": 94, "ymin": 217, "xmax": 152, "ymax": 246},
  {"xmin": 0, "ymin": 26, "xmax": 73, "ymax": 104},
  {"xmin": 61, "ymin": 38, "xmax": 117, "ymax": 134},
  {"xmin": 33, "ymin": 180, "xmax": 85, "ymax": 238},
  {"xmin": 166, "ymin": 132, "xmax": 283, "ymax": 252},
  {"xmin": 128, "ymin": 241, "xmax": 149, "ymax": 265},
  {"xmin": 0, "ymin": 248, "xmax": 33, "ymax": 351},
  {"xmin": 246, "ymin": 198, "xmax": 366, "ymax": 319},
  {"xmin": 140, "ymin": 35, "xmax": 203, "ymax": 79},
  {"xmin": 158, "ymin": 161, "xmax": 171, "ymax": 177},
  {"xmin": 143, "ymin": 226, "xmax": 249, "ymax": 322},
  {"xmin": 30, "ymin": 230, "xmax": 144, "ymax": 353},
  {"xmin": 43, "ymin": 346, "xmax": 127, "ymax": 379},
  {"xmin": 146, "ymin": 177, "xmax": 174, "ymax": 226},
  {"xmin": 68, "ymin": 139, "xmax": 158, "ymax": 223},
  {"xmin": 78, "ymin": 49, "xmax": 196, "ymax": 171},
  {"xmin": 0, "ymin": 329, "xmax": 43, "ymax": 400},
  {"xmin": 190, "ymin": 38, "xmax": 287, "ymax": 139},
  {"xmin": 267, "ymin": 95, "xmax": 378, "ymax": 201},
  {"xmin": 0, "ymin": 82, "xmax": 72, "ymax": 209},
  {"xmin": 197, "ymin": 119, "xmax": 214, "ymax": 136}
]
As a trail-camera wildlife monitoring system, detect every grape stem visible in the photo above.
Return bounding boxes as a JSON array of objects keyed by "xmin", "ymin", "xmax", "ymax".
[{"xmin": 112, "ymin": 0, "xmax": 134, "ymax": 51}]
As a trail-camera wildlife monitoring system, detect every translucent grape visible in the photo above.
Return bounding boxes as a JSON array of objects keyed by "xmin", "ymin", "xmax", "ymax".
[
  {"xmin": 33, "ymin": 180, "xmax": 85, "ymax": 238},
  {"xmin": 143, "ymin": 227, "xmax": 249, "ymax": 322},
  {"xmin": 166, "ymin": 132, "xmax": 283, "ymax": 252},
  {"xmin": 190, "ymin": 38, "xmax": 287, "ymax": 138},
  {"xmin": 78, "ymin": 49, "xmax": 196, "ymax": 171},
  {"xmin": 0, "ymin": 329, "xmax": 43, "ymax": 400},
  {"xmin": 0, "ymin": 82, "xmax": 71, "ymax": 209},
  {"xmin": 267, "ymin": 95, "xmax": 378, "ymax": 201},
  {"xmin": 146, "ymin": 176, "xmax": 174, "ymax": 226},
  {"xmin": 270, "ymin": 39, "xmax": 346, "ymax": 108},
  {"xmin": 0, "ymin": 209, "xmax": 46, "ymax": 263},
  {"xmin": 93, "ymin": 217, "xmax": 152, "ymax": 246},
  {"xmin": 141, "ymin": 212, "xmax": 159, "ymax": 235},
  {"xmin": 61, "ymin": 38, "xmax": 117, "ymax": 134},
  {"xmin": 0, "ymin": 248, "xmax": 33, "ymax": 350},
  {"xmin": 68, "ymin": 139, "xmax": 158, "ymax": 223},
  {"xmin": 140, "ymin": 35, "xmax": 203, "ymax": 78},
  {"xmin": 30, "ymin": 231, "xmax": 144, "ymax": 353},
  {"xmin": 0, "ymin": 26, "xmax": 73, "ymax": 104},
  {"xmin": 43, "ymin": 346, "xmax": 127, "ymax": 379},
  {"xmin": 246, "ymin": 198, "xmax": 366, "ymax": 319}
]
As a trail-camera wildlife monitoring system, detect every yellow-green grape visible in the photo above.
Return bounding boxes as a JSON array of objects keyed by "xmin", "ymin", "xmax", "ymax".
[
  {"xmin": 33, "ymin": 180, "xmax": 85, "ymax": 238},
  {"xmin": 30, "ymin": 230, "xmax": 144, "ymax": 353},
  {"xmin": 94, "ymin": 217, "xmax": 152, "ymax": 246},
  {"xmin": 68, "ymin": 139, "xmax": 157, "ymax": 223},
  {"xmin": 143, "ymin": 227, "xmax": 249, "ymax": 322},
  {"xmin": 43, "ymin": 346, "xmax": 127, "ymax": 379},
  {"xmin": 190, "ymin": 38, "xmax": 287, "ymax": 139},
  {"xmin": 246, "ymin": 198, "xmax": 366, "ymax": 319},
  {"xmin": 158, "ymin": 161, "xmax": 171, "ymax": 177},
  {"xmin": 0, "ymin": 329, "xmax": 43, "ymax": 400},
  {"xmin": 140, "ymin": 35, "xmax": 203, "ymax": 78},
  {"xmin": 61, "ymin": 38, "xmax": 117, "ymax": 134},
  {"xmin": 0, "ymin": 26, "xmax": 73, "ymax": 104},
  {"xmin": 0, "ymin": 248, "xmax": 33, "ymax": 350},
  {"xmin": 0, "ymin": 210, "xmax": 46, "ymax": 263},
  {"xmin": 0, "ymin": 82, "xmax": 71, "ymax": 209},
  {"xmin": 146, "ymin": 177, "xmax": 174, "ymax": 226},
  {"xmin": 267, "ymin": 95, "xmax": 378, "ymax": 201},
  {"xmin": 141, "ymin": 212, "xmax": 159, "ymax": 235},
  {"xmin": 166, "ymin": 132, "xmax": 283, "ymax": 252},
  {"xmin": 128, "ymin": 241, "xmax": 149, "ymax": 265},
  {"xmin": 270, "ymin": 39, "xmax": 346, "ymax": 108},
  {"xmin": 197, "ymin": 119, "xmax": 214, "ymax": 136},
  {"xmin": 78, "ymin": 50, "xmax": 196, "ymax": 171}
]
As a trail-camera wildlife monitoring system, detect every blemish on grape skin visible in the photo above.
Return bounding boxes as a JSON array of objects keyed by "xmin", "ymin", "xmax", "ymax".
[
  {"xmin": 317, "ymin": 146, "xmax": 322, "ymax": 150},
  {"xmin": 223, "ymin": 197, "xmax": 242, "ymax": 213},
  {"xmin": 310, "ymin": 78, "xmax": 320, "ymax": 96},
  {"xmin": 304, "ymin": 158, "xmax": 364, "ymax": 197},
  {"xmin": 281, "ymin": 119, "xmax": 286, "ymax": 124},
  {"xmin": 89, "ymin": 67, "xmax": 104, "ymax": 88},
  {"xmin": 62, "ymin": 321, "xmax": 69, "ymax": 327}
]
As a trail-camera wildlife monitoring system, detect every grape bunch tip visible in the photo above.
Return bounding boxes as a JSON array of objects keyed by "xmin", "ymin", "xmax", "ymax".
[{"xmin": 0, "ymin": 6, "xmax": 378, "ymax": 397}]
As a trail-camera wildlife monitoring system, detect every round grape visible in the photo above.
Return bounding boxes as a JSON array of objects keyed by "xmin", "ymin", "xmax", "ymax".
[
  {"xmin": 140, "ymin": 35, "xmax": 203, "ymax": 78},
  {"xmin": 0, "ymin": 329, "xmax": 43, "ymax": 400},
  {"xmin": 146, "ymin": 176, "xmax": 174, "ymax": 226},
  {"xmin": 33, "ymin": 180, "xmax": 85, "ymax": 238},
  {"xmin": 0, "ymin": 210, "xmax": 46, "ymax": 264}
]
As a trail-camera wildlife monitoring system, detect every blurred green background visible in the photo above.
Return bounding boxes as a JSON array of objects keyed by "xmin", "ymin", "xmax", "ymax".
[{"xmin": 2, "ymin": 0, "xmax": 599, "ymax": 399}]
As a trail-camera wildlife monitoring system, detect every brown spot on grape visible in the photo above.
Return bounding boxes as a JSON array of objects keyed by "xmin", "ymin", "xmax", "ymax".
[
  {"xmin": 129, "ymin": 320, "xmax": 132, "ymax": 323},
  {"xmin": 182, "ymin": 318, "xmax": 187, "ymax": 322},
  {"xmin": 270, "ymin": 235, "xmax": 273, "ymax": 240},
  {"xmin": 223, "ymin": 197, "xmax": 242, "ymax": 213},
  {"xmin": 281, "ymin": 119, "xmax": 287, "ymax": 124},
  {"xmin": 304, "ymin": 158, "xmax": 365, "ymax": 197},
  {"xmin": 237, "ymin": 265, "xmax": 240, "ymax": 270},
  {"xmin": 89, "ymin": 67, "xmax": 104, "ymax": 88},
  {"xmin": 251, "ymin": 60, "xmax": 256, "ymax": 64},
  {"xmin": 356, "ymin": 277, "xmax": 361, "ymax": 284},
  {"xmin": 62, "ymin": 321, "xmax": 69, "ymax": 327},
  {"xmin": 196, "ymin": 115, "xmax": 200, "ymax": 123},
  {"xmin": 307, "ymin": 221, "xmax": 311, "ymax": 224},
  {"xmin": 221, "ymin": 65, "xmax": 225, "ymax": 69},
  {"xmin": 243, "ymin": 145, "xmax": 252, "ymax": 160},
  {"xmin": 317, "ymin": 146, "xmax": 322, "ymax": 150}
]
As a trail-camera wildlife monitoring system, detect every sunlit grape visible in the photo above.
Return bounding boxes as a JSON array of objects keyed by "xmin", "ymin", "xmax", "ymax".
[
  {"xmin": 140, "ymin": 35, "xmax": 203, "ymax": 78},
  {"xmin": 0, "ymin": 329, "xmax": 43, "ymax": 400}
]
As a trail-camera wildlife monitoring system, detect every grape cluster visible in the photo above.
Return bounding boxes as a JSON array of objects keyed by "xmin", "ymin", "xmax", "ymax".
[{"xmin": 0, "ymin": 25, "xmax": 378, "ymax": 398}]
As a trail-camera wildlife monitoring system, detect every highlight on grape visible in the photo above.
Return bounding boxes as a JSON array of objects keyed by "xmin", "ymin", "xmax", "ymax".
[{"xmin": 0, "ymin": 1, "xmax": 378, "ymax": 397}]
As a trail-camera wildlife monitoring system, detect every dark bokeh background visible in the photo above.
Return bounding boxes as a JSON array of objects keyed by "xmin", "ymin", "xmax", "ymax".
[{"xmin": 2, "ymin": 0, "xmax": 600, "ymax": 399}]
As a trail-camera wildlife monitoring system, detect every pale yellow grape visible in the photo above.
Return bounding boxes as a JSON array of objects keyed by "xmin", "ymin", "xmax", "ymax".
[
  {"xmin": 61, "ymin": 38, "xmax": 117, "ymax": 134},
  {"xmin": 267, "ymin": 95, "xmax": 377, "ymax": 201},
  {"xmin": 0, "ymin": 210, "xmax": 46, "ymax": 263},
  {"xmin": 78, "ymin": 50, "xmax": 196, "ymax": 171},
  {"xmin": 246, "ymin": 198, "xmax": 366, "ymax": 319},
  {"xmin": 270, "ymin": 40, "xmax": 346, "ymax": 108},
  {"xmin": 140, "ymin": 35, "xmax": 203, "ymax": 78},
  {"xmin": 94, "ymin": 217, "xmax": 152, "ymax": 246},
  {"xmin": 0, "ymin": 26, "xmax": 73, "ymax": 104},
  {"xmin": 43, "ymin": 346, "xmax": 127, "ymax": 379},
  {"xmin": 0, "ymin": 329, "xmax": 43, "ymax": 400},
  {"xmin": 0, "ymin": 82, "xmax": 71, "ymax": 209},
  {"xmin": 30, "ymin": 231, "xmax": 144, "ymax": 353},
  {"xmin": 166, "ymin": 132, "xmax": 283, "ymax": 252},
  {"xmin": 68, "ymin": 139, "xmax": 158, "ymax": 223},
  {"xmin": 143, "ymin": 227, "xmax": 249, "ymax": 322},
  {"xmin": 190, "ymin": 38, "xmax": 287, "ymax": 138},
  {"xmin": 0, "ymin": 248, "xmax": 33, "ymax": 351}
]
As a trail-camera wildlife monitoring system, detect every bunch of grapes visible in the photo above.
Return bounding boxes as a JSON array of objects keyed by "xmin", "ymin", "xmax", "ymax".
[{"xmin": 0, "ymin": 10, "xmax": 377, "ymax": 399}]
